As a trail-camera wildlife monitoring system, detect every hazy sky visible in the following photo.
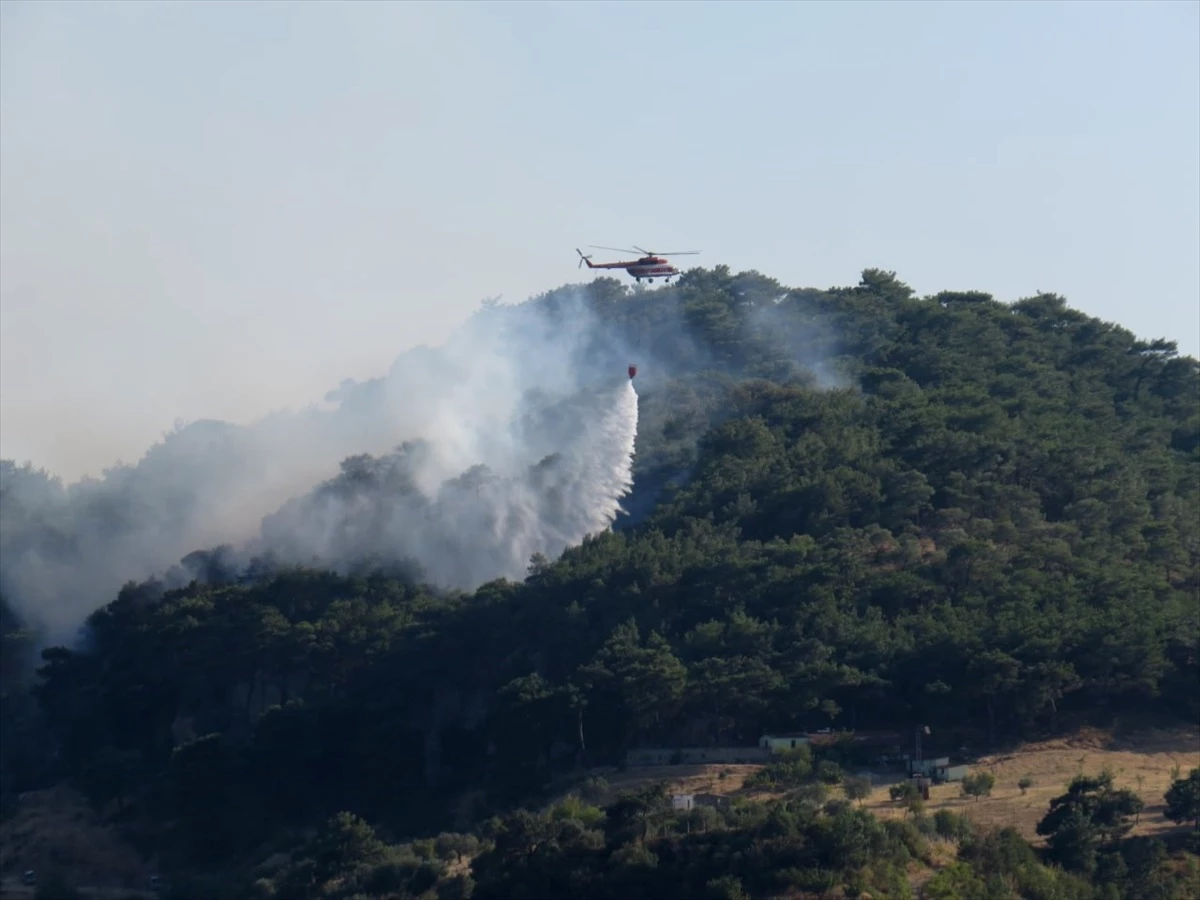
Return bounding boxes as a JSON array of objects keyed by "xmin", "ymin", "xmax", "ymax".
[{"xmin": 2, "ymin": 0, "xmax": 1197, "ymax": 481}]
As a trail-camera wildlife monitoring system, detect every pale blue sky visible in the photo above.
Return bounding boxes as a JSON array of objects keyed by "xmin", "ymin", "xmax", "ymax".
[{"xmin": 2, "ymin": 0, "xmax": 1197, "ymax": 480}]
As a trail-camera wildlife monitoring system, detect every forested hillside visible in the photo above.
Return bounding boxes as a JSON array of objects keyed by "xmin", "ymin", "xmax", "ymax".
[{"xmin": 2, "ymin": 266, "xmax": 1197, "ymax": 897}]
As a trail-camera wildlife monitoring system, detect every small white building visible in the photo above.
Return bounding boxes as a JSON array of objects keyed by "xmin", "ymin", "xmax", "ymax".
[
  {"xmin": 907, "ymin": 756, "xmax": 951, "ymax": 776},
  {"xmin": 759, "ymin": 733, "xmax": 811, "ymax": 752},
  {"xmin": 671, "ymin": 793, "xmax": 695, "ymax": 810}
]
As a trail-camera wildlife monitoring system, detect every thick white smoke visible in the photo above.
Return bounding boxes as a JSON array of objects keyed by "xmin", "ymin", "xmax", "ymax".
[
  {"xmin": 259, "ymin": 379, "xmax": 639, "ymax": 589},
  {"xmin": 0, "ymin": 286, "xmax": 644, "ymax": 645}
]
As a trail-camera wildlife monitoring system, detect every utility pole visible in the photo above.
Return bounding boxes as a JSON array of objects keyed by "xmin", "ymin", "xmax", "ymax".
[
  {"xmin": 914, "ymin": 724, "xmax": 930, "ymax": 770},
  {"xmin": 913, "ymin": 724, "xmax": 933, "ymax": 800}
]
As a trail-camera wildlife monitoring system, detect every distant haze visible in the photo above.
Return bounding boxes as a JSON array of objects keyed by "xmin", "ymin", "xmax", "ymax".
[{"xmin": 2, "ymin": 0, "xmax": 1197, "ymax": 480}]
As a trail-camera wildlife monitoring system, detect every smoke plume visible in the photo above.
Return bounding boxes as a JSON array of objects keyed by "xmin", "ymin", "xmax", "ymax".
[
  {"xmin": 0, "ymin": 286, "xmax": 643, "ymax": 645},
  {"xmin": 260, "ymin": 379, "xmax": 638, "ymax": 589}
]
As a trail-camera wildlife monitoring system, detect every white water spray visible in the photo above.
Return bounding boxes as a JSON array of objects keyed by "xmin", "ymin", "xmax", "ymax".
[{"xmin": 259, "ymin": 376, "xmax": 640, "ymax": 590}]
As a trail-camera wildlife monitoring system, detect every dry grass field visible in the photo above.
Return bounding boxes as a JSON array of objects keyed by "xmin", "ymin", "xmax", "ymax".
[
  {"xmin": 852, "ymin": 726, "xmax": 1200, "ymax": 842},
  {"xmin": 558, "ymin": 732, "xmax": 1199, "ymax": 900},
  {"xmin": 580, "ymin": 726, "xmax": 1199, "ymax": 846}
]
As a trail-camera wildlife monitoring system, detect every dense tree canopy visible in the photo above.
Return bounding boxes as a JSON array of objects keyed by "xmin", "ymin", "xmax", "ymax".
[{"xmin": 2, "ymin": 266, "xmax": 1197, "ymax": 894}]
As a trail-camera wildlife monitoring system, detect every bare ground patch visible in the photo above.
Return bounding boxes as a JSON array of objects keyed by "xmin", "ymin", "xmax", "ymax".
[{"xmin": 554, "ymin": 763, "xmax": 764, "ymax": 807}]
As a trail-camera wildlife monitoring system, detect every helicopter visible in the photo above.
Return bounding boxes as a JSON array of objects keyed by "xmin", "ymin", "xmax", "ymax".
[{"xmin": 576, "ymin": 245, "xmax": 700, "ymax": 283}]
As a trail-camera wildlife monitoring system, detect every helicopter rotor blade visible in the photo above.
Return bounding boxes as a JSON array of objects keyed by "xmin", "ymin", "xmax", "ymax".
[
  {"xmin": 590, "ymin": 245, "xmax": 642, "ymax": 255},
  {"xmin": 631, "ymin": 244, "xmax": 700, "ymax": 256}
]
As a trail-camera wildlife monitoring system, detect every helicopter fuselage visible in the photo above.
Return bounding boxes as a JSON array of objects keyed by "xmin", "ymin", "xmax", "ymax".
[
  {"xmin": 577, "ymin": 247, "xmax": 693, "ymax": 282},
  {"xmin": 623, "ymin": 257, "xmax": 679, "ymax": 280}
]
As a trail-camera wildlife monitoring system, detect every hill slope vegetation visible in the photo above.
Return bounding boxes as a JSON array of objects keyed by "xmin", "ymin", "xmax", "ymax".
[{"xmin": 1, "ymin": 266, "xmax": 1197, "ymax": 896}]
